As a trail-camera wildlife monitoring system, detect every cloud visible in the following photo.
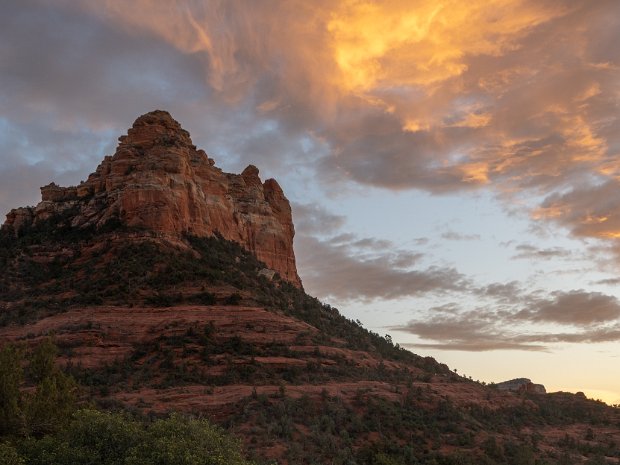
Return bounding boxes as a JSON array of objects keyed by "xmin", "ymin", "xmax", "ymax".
[
  {"xmin": 517, "ymin": 326, "xmax": 620, "ymax": 344},
  {"xmin": 441, "ymin": 231, "xmax": 481, "ymax": 241},
  {"xmin": 592, "ymin": 278, "xmax": 620, "ymax": 286},
  {"xmin": 477, "ymin": 281, "xmax": 525, "ymax": 303},
  {"xmin": 535, "ymin": 180, "xmax": 620, "ymax": 240},
  {"xmin": 291, "ymin": 203, "xmax": 346, "ymax": 236},
  {"xmin": 292, "ymin": 202, "xmax": 449, "ymax": 301},
  {"xmin": 512, "ymin": 243, "xmax": 572, "ymax": 260},
  {"xmin": 402, "ymin": 323, "xmax": 620, "ymax": 351},
  {"xmin": 516, "ymin": 290, "xmax": 620, "ymax": 326},
  {"xmin": 2, "ymin": 1, "xmax": 619, "ymax": 237},
  {"xmin": 394, "ymin": 287, "xmax": 620, "ymax": 351},
  {"xmin": 296, "ymin": 234, "xmax": 468, "ymax": 302},
  {"xmin": 57, "ymin": 1, "xmax": 616, "ymax": 189},
  {"xmin": 397, "ymin": 312, "xmax": 549, "ymax": 352},
  {"xmin": 56, "ymin": 0, "xmax": 620, "ymax": 267}
]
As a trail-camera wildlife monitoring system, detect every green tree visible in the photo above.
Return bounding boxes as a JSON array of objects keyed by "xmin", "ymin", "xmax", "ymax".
[
  {"xmin": 125, "ymin": 414, "xmax": 251, "ymax": 465},
  {"xmin": 23, "ymin": 409, "xmax": 140, "ymax": 465},
  {"xmin": 25, "ymin": 370, "xmax": 77, "ymax": 436},
  {"xmin": 0, "ymin": 344, "xmax": 24, "ymax": 435},
  {"xmin": 0, "ymin": 442, "xmax": 24, "ymax": 465},
  {"xmin": 20, "ymin": 410, "xmax": 253, "ymax": 465},
  {"xmin": 28, "ymin": 337, "xmax": 57, "ymax": 383},
  {"xmin": 0, "ymin": 339, "xmax": 76, "ymax": 438}
]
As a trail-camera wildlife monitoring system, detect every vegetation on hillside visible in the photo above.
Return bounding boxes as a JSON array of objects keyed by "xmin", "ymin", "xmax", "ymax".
[
  {"xmin": 0, "ymin": 340, "xmax": 253, "ymax": 465},
  {"xmin": 2, "ymin": 219, "xmax": 620, "ymax": 464},
  {"xmin": 0, "ymin": 220, "xmax": 447, "ymax": 375}
]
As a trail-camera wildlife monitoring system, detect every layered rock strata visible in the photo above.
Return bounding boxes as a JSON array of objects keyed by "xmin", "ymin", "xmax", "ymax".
[{"xmin": 2, "ymin": 110, "xmax": 302, "ymax": 287}]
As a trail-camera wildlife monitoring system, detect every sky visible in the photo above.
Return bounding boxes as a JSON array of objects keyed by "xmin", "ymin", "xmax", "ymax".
[{"xmin": 1, "ymin": 0, "xmax": 619, "ymax": 404}]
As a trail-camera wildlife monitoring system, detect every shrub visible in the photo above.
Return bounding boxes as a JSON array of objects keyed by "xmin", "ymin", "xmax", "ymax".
[
  {"xmin": 0, "ymin": 442, "xmax": 24, "ymax": 465},
  {"xmin": 19, "ymin": 410, "xmax": 253, "ymax": 465}
]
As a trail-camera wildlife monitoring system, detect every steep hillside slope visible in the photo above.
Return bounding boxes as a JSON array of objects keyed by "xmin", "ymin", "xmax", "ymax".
[{"xmin": 1, "ymin": 112, "xmax": 619, "ymax": 465}]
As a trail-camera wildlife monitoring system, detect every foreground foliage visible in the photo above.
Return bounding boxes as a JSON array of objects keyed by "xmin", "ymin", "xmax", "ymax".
[
  {"xmin": 8, "ymin": 410, "xmax": 252, "ymax": 465},
  {"xmin": 0, "ymin": 339, "xmax": 253, "ymax": 465},
  {"xmin": 0, "ymin": 338, "xmax": 75, "ymax": 437}
]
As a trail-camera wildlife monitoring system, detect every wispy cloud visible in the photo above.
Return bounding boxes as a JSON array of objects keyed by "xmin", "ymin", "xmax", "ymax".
[
  {"xmin": 441, "ymin": 231, "xmax": 481, "ymax": 241},
  {"xmin": 297, "ymin": 234, "xmax": 467, "ymax": 301},
  {"xmin": 516, "ymin": 290, "xmax": 620, "ymax": 326},
  {"xmin": 394, "ymin": 289, "xmax": 620, "ymax": 351},
  {"xmin": 512, "ymin": 243, "xmax": 572, "ymax": 260},
  {"xmin": 293, "ymin": 203, "xmax": 465, "ymax": 301}
]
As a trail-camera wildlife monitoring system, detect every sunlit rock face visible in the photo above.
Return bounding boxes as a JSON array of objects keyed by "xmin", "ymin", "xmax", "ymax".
[{"xmin": 2, "ymin": 110, "xmax": 302, "ymax": 287}]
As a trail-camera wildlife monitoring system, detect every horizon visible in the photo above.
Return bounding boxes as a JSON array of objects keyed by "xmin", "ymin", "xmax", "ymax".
[{"xmin": 1, "ymin": 1, "xmax": 619, "ymax": 406}]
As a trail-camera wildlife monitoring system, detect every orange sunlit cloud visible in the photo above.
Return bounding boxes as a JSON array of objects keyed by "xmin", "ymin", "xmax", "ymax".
[
  {"xmin": 327, "ymin": 0, "xmax": 563, "ymax": 91},
  {"xmin": 70, "ymin": 0, "xmax": 620, "ymax": 245}
]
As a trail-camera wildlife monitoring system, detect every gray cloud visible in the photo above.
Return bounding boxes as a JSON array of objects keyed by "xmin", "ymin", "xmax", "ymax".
[
  {"xmin": 394, "ymin": 287, "xmax": 620, "ymax": 351},
  {"xmin": 592, "ymin": 278, "xmax": 620, "ymax": 286},
  {"xmin": 476, "ymin": 281, "xmax": 525, "ymax": 303},
  {"xmin": 516, "ymin": 290, "xmax": 620, "ymax": 326},
  {"xmin": 291, "ymin": 203, "xmax": 346, "ymax": 236},
  {"xmin": 512, "ymin": 243, "xmax": 573, "ymax": 260},
  {"xmin": 297, "ymin": 235, "xmax": 468, "ymax": 302},
  {"xmin": 441, "ymin": 231, "xmax": 481, "ymax": 241},
  {"xmin": 397, "ymin": 313, "xmax": 549, "ymax": 352},
  {"xmin": 535, "ymin": 181, "xmax": 620, "ymax": 242},
  {"xmin": 292, "ymin": 203, "xmax": 441, "ymax": 301}
]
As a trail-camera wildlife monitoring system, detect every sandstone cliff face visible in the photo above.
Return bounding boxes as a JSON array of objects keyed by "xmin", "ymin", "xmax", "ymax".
[{"xmin": 2, "ymin": 110, "xmax": 302, "ymax": 287}]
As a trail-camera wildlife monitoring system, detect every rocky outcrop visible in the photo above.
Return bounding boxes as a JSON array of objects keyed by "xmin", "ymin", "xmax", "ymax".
[
  {"xmin": 496, "ymin": 378, "xmax": 546, "ymax": 394},
  {"xmin": 2, "ymin": 110, "xmax": 301, "ymax": 287}
]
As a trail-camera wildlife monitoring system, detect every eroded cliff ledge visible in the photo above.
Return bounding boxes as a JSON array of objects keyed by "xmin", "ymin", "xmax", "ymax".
[{"xmin": 2, "ymin": 110, "xmax": 302, "ymax": 287}]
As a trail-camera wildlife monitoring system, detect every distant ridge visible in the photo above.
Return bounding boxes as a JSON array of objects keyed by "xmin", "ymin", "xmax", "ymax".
[{"xmin": 496, "ymin": 377, "xmax": 546, "ymax": 394}]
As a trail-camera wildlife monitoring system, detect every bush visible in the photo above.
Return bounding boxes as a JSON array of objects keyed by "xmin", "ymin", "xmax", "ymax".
[
  {"xmin": 19, "ymin": 410, "xmax": 253, "ymax": 465},
  {"xmin": 0, "ymin": 339, "xmax": 76, "ymax": 438},
  {"xmin": 0, "ymin": 442, "xmax": 24, "ymax": 465}
]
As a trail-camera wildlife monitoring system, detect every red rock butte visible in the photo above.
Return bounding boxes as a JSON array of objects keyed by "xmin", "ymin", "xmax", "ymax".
[{"xmin": 2, "ymin": 110, "xmax": 302, "ymax": 287}]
